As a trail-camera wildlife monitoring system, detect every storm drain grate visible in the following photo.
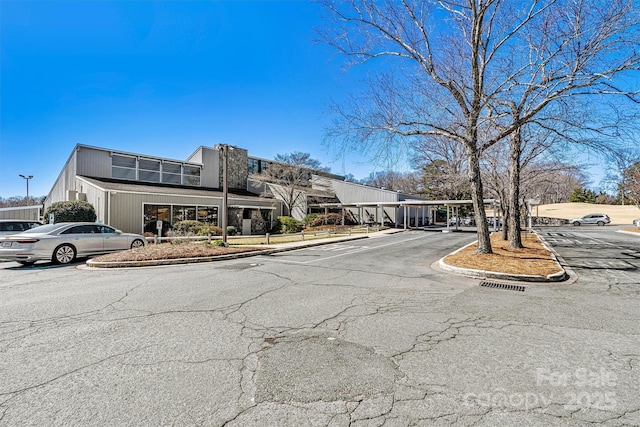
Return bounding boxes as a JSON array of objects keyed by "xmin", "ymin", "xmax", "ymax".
[{"xmin": 479, "ymin": 281, "xmax": 526, "ymax": 292}]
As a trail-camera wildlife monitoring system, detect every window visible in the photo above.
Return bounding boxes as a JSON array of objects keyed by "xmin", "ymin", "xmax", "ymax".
[
  {"xmin": 112, "ymin": 154, "xmax": 136, "ymax": 180},
  {"xmin": 97, "ymin": 225, "xmax": 116, "ymax": 234},
  {"xmin": 62, "ymin": 225, "xmax": 99, "ymax": 234},
  {"xmin": 198, "ymin": 207, "xmax": 218, "ymax": 224},
  {"xmin": 248, "ymin": 158, "xmax": 260, "ymax": 175},
  {"xmin": 172, "ymin": 205, "xmax": 196, "ymax": 222},
  {"xmin": 139, "ymin": 158, "xmax": 160, "ymax": 183},
  {"xmin": 144, "ymin": 204, "xmax": 170, "ymax": 235},
  {"xmin": 143, "ymin": 204, "xmax": 217, "ymax": 234},
  {"xmin": 162, "ymin": 162, "xmax": 182, "ymax": 184},
  {"xmin": 183, "ymin": 165, "xmax": 201, "ymax": 186}
]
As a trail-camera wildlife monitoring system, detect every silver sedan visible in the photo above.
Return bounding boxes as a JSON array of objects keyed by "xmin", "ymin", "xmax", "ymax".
[{"xmin": 0, "ymin": 222, "xmax": 146, "ymax": 266}]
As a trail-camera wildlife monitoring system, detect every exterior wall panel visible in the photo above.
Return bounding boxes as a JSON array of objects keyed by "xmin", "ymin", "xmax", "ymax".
[
  {"xmin": 197, "ymin": 146, "xmax": 220, "ymax": 188},
  {"xmin": 0, "ymin": 206, "xmax": 42, "ymax": 221},
  {"xmin": 330, "ymin": 180, "xmax": 401, "ymax": 204},
  {"xmin": 79, "ymin": 179, "xmax": 107, "ymax": 224},
  {"xmin": 45, "ymin": 149, "xmax": 78, "ymax": 209},
  {"xmin": 76, "ymin": 146, "xmax": 111, "ymax": 178}
]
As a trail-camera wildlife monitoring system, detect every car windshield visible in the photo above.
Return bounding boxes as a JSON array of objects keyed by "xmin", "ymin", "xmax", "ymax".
[{"xmin": 20, "ymin": 223, "xmax": 67, "ymax": 234}]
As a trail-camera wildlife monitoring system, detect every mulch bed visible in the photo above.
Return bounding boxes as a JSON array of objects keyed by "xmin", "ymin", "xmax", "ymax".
[{"xmin": 444, "ymin": 232, "xmax": 562, "ymax": 277}]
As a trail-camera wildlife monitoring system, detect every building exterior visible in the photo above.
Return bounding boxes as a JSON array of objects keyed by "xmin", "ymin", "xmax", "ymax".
[
  {"xmin": 45, "ymin": 144, "xmax": 285, "ymax": 235},
  {"xmin": 39, "ymin": 143, "xmax": 463, "ymax": 235}
]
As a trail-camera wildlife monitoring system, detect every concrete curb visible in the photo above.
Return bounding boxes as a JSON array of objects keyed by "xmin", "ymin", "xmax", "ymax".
[
  {"xmin": 85, "ymin": 235, "xmax": 371, "ymax": 268},
  {"xmin": 437, "ymin": 233, "xmax": 570, "ymax": 283},
  {"xmin": 616, "ymin": 229, "xmax": 640, "ymax": 237}
]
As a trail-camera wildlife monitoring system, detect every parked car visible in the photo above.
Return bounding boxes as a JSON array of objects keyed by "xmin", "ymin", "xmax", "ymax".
[
  {"xmin": 634, "ymin": 218, "xmax": 640, "ymax": 228},
  {"xmin": 0, "ymin": 222, "xmax": 146, "ymax": 266},
  {"xmin": 487, "ymin": 217, "xmax": 503, "ymax": 227},
  {"xmin": 570, "ymin": 213, "xmax": 610, "ymax": 226},
  {"xmin": 0, "ymin": 219, "xmax": 42, "ymax": 235}
]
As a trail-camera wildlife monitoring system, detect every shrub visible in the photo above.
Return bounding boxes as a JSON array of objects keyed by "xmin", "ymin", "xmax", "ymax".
[
  {"xmin": 172, "ymin": 221, "xmax": 222, "ymax": 236},
  {"xmin": 227, "ymin": 226, "xmax": 237, "ymax": 236},
  {"xmin": 205, "ymin": 239, "xmax": 227, "ymax": 247},
  {"xmin": 304, "ymin": 213, "xmax": 319, "ymax": 226},
  {"xmin": 197, "ymin": 224, "xmax": 222, "ymax": 236},
  {"xmin": 309, "ymin": 213, "xmax": 344, "ymax": 227},
  {"xmin": 44, "ymin": 200, "xmax": 97, "ymax": 224},
  {"xmin": 277, "ymin": 216, "xmax": 303, "ymax": 234},
  {"xmin": 172, "ymin": 220, "xmax": 202, "ymax": 235}
]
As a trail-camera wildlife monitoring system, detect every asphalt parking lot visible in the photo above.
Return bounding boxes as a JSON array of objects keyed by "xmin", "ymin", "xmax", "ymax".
[{"xmin": 0, "ymin": 227, "xmax": 638, "ymax": 426}]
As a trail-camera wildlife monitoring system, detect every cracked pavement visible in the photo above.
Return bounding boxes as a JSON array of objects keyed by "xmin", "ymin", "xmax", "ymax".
[{"xmin": 0, "ymin": 228, "xmax": 638, "ymax": 426}]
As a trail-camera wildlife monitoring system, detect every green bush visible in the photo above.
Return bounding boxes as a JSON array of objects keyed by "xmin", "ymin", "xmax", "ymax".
[
  {"xmin": 172, "ymin": 220, "xmax": 202, "ymax": 235},
  {"xmin": 277, "ymin": 216, "xmax": 303, "ymax": 234},
  {"xmin": 205, "ymin": 239, "xmax": 227, "ymax": 247},
  {"xmin": 172, "ymin": 220, "xmax": 222, "ymax": 236},
  {"xmin": 226, "ymin": 226, "xmax": 237, "ymax": 236},
  {"xmin": 197, "ymin": 224, "xmax": 222, "ymax": 236},
  {"xmin": 304, "ymin": 213, "xmax": 319, "ymax": 225},
  {"xmin": 44, "ymin": 201, "xmax": 97, "ymax": 224}
]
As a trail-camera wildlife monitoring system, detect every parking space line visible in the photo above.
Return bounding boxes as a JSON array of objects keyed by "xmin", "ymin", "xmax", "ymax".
[{"xmin": 255, "ymin": 233, "xmax": 431, "ymax": 265}]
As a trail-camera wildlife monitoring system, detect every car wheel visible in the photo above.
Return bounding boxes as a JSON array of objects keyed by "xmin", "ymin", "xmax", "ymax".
[
  {"xmin": 130, "ymin": 239, "xmax": 145, "ymax": 249},
  {"xmin": 572, "ymin": 221, "xmax": 580, "ymax": 226},
  {"xmin": 53, "ymin": 244, "xmax": 76, "ymax": 264},
  {"xmin": 17, "ymin": 261, "xmax": 35, "ymax": 266},
  {"xmin": 597, "ymin": 221, "xmax": 605, "ymax": 226}
]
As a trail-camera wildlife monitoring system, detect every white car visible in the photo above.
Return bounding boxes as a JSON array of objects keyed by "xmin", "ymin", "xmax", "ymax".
[
  {"xmin": 0, "ymin": 222, "xmax": 146, "ymax": 266},
  {"xmin": 570, "ymin": 213, "xmax": 610, "ymax": 226},
  {"xmin": 634, "ymin": 219, "xmax": 640, "ymax": 227},
  {"xmin": 0, "ymin": 219, "xmax": 42, "ymax": 235}
]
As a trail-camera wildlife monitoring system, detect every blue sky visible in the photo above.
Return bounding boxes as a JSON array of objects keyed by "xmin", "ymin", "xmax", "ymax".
[
  {"xmin": 1, "ymin": 0, "xmax": 613, "ymax": 199},
  {"xmin": 0, "ymin": 0, "xmax": 380, "ymax": 198}
]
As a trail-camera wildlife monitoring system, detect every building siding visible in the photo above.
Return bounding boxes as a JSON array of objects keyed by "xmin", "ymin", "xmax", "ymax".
[
  {"xmin": 76, "ymin": 146, "xmax": 112, "ymax": 178},
  {"xmin": 0, "ymin": 206, "xmax": 42, "ymax": 221}
]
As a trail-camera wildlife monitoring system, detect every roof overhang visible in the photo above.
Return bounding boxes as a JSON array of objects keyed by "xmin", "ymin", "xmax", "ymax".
[{"xmin": 309, "ymin": 199, "xmax": 499, "ymax": 208}]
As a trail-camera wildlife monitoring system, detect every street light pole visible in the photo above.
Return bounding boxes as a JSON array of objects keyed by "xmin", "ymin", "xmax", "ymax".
[
  {"xmin": 221, "ymin": 145, "xmax": 228, "ymax": 244},
  {"xmin": 19, "ymin": 174, "xmax": 33, "ymax": 201}
]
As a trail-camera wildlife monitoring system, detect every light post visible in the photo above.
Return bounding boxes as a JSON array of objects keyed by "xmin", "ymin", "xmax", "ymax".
[{"xmin": 19, "ymin": 174, "xmax": 33, "ymax": 202}]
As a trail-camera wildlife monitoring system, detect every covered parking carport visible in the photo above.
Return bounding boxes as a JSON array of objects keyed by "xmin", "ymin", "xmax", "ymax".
[{"xmin": 309, "ymin": 199, "xmax": 500, "ymax": 231}]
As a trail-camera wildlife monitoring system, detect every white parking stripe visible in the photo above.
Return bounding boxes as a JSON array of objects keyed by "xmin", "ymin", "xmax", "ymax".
[{"xmin": 256, "ymin": 233, "xmax": 430, "ymax": 265}]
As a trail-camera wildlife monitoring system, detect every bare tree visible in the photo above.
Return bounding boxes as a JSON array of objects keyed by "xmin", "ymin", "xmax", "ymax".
[
  {"xmin": 251, "ymin": 152, "xmax": 331, "ymax": 219},
  {"xmin": 0, "ymin": 195, "xmax": 45, "ymax": 208},
  {"xmin": 321, "ymin": 0, "xmax": 640, "ymax": 253},
  {"xmin": 622, "ymin": 161, "xmax": 640, "ymax": 209},
  {"xmin": 601, "ymin": 147, "xmax": 640, "ymax": 205},
  {"xmin": 411, "ymin": 135, "xmax": 470, "ymax": 200}
]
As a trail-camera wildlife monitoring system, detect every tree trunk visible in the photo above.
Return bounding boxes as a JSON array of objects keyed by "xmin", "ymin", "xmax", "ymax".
[
  {"xmin": 508, "ymin": 130, "xmax": 524, "ymax": 249},
  {"xmin": 467, "ymin": 149, "xmax": 493, "ymax": 254},
  {"xmin": 501, "ymin": 199, "xmax": 509, "ymax": 241}
]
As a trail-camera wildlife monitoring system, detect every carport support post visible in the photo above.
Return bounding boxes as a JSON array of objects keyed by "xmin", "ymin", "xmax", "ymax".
[
  {"xmin": 403, "ymin": 205, "xmax": 408, "ymax": 230},
  {"xmin": 446, "ymin": 205, "xmax": 450, "ymax": 230},
  {"xmin": 221, "ymin": 145, "xmax": 229, "ymax": 244}
]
